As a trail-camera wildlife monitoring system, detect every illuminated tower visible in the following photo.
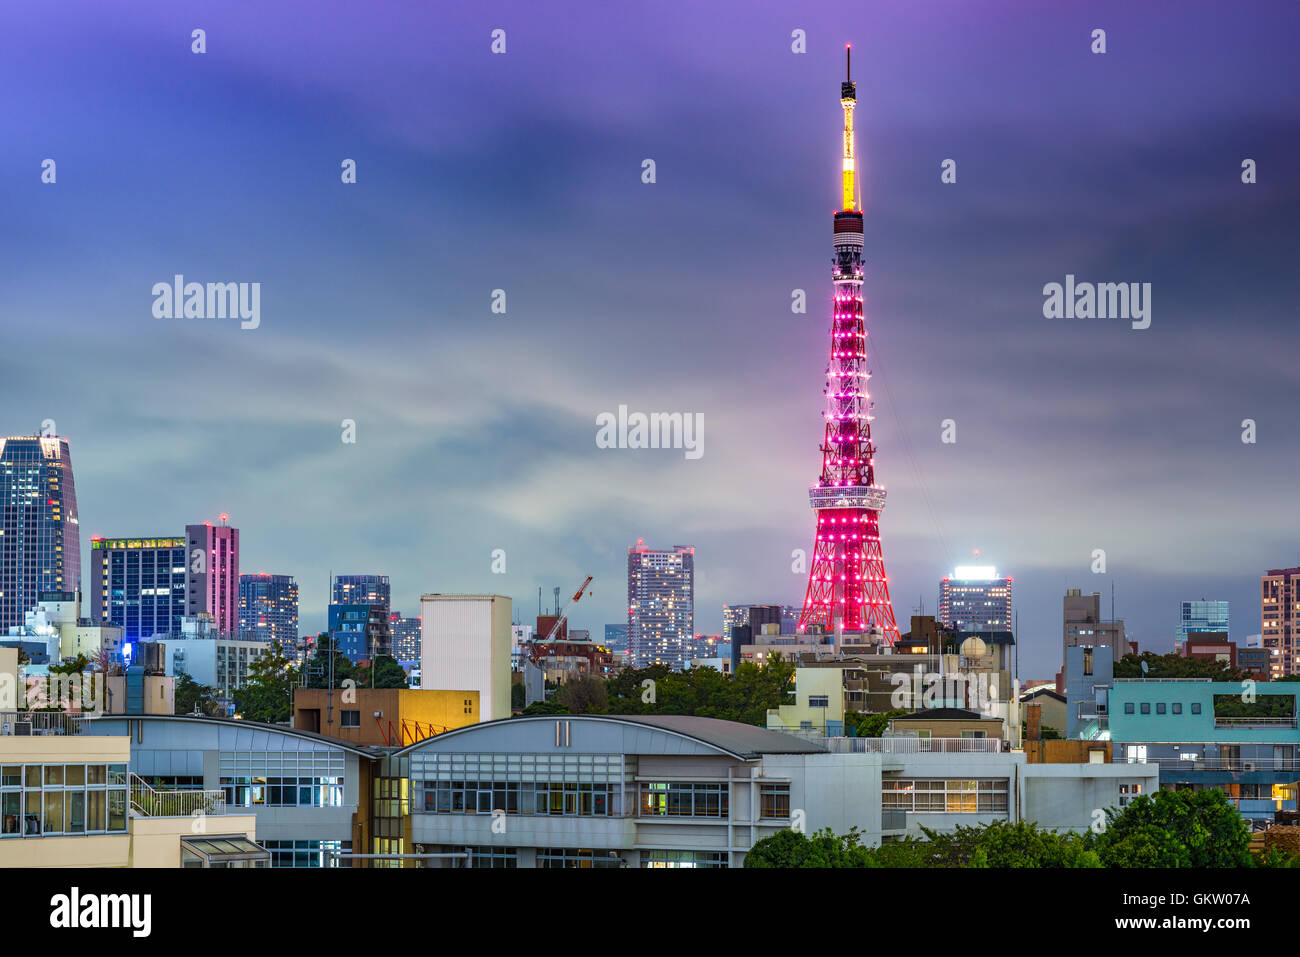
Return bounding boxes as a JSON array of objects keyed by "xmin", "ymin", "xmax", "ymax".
[{"xmin": 798, "ymin": 47, "xmax": 901, "ymax": 643}]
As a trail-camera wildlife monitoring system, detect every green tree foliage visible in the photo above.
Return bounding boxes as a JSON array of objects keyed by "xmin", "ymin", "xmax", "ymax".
[
  {"xmin": 602, "ymin": 658, "xmax": 794, "ymax": 725},
  {"xmin": 355, "ymin": 656, "xmax": 408, "ymax": 689},
  {"xmin": 519, "ymin": 700, "xmax": 569, "ymax": 716},
  {"xmin": 511, "ymin": 682, "xmax": 526, "ymax": 710},
  {"xmin": 845, "ymin": 709, "xmax": 907, "ymax": 737},
  {"xmin": 302, "ymin": 634, "xmax": 357, "ymax": 689},
  {"xmin": 1093, "ymin": 788, "xmax": 1251, "ymax": 868},
  {"xmin": 232, "ymin": 642, "xmax": 298, "ymax": 724},
  {"xmin": 174, "ymin": 670, "xmax": 221, "ymax": 716},
  {"xmin": 1114, "ymin": 651, "xmax": 1243, "ymax": 681},
  {"xmin": 744, "ymin": 788, "xmax": 1251, "ymax": 868},
  {"xmin": 554, "ymin": 675, "xmax": 608, "ymax": 713}
]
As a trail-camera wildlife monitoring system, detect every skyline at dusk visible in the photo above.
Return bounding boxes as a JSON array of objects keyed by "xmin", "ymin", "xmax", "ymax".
[{"xmin": 4, "ymin": 0, "xmax": 1298, "ymax": 678}]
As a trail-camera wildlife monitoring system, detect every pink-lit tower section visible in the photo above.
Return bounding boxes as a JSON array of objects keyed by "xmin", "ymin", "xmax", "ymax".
[{"xmin": 798, "ymin": 48, "xmax": 901, "ymax": 643}]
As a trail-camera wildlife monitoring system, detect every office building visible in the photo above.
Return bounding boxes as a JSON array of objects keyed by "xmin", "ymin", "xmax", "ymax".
[
  {"xmin": 1176, "ymin": 599, "xmax": 1229, "ymax": 653},
  {"xmin": 0, "ymin": 435, "xmax": 80, "ymax": 632},
  {"xmin": 238, "ymin": 573, "xmax": 299, "ymax": 648},
  {"xmin": 1063, "ymin": 589, "xmax": 1133, "ymax": 676},
  {"xmin": 938, "ymin": 566, "xmax": 1012, "ymax": 632},
  {"xmin": 627, "ymin": 543, "xmax": 694, "ymax": 670},
  {"xmin": 420, "ymin": 594, "xmax": 512, "ymax": 721},
  {"xmin": 1262, "ymin": 568, "xmax": 1300, "ymax": 676},
  {"xmin": 602, "ymin": 623, "xmax": 627, "ymax": 655},
  {"xmin": 156, "ymin": 631, "xmax": 272, "ymax": 708},
  {"xmin": 90, "ymin": 537, "xmax": 188, "ymax": 642},
  {"xmin": 184, "ymin": 521, "xmax": 240, "ymax": 636},
  {"xmin": 332, "ymin": 574, "xmax": 390, "ymax": 609}
]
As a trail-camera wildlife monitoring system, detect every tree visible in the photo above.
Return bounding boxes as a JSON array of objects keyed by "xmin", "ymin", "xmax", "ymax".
[
  {"xmin": 1114, "ymin": 652, "xmax": 1243, "ymax": 681},
  {"xmin": 555, "ymin": 675, "xmax": 608, "ymax": 713},
  {"xmin": 510, "ymin": 682, "xmax": 526, "ymax": 710},
  {"xmin": 846, "ymin": 709, "xmax": 907, "ymax": 737},
  {"xmin": 355, "ymin": 656, "xmax": 408, "ymax": 689},
  {"xmin": 519, "ymin": 700, "xmax": 569, "ymax": 716},
  {"xmin": 1094, "ymin": 788, "xmax": 1251, "ymax": 868},
  {"xmin": 302, "ymin": 634, "xmax": 356, "ymax": 689},
  {"xmin": 174, "ymin": 670, "xmax": 221, "ymax": 716},
  {"xmin": 232, "ymin": 642, "xmax": 298, "ymax": 724}
]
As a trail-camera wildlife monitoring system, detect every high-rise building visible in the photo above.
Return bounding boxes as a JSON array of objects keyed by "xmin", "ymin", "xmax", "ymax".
[
  {"xmin": 1063, "ymin": 589, "xmax": 1133, "ymax": 678},
  {"xmin": 239, "ymin": 573, "xmax": 299, "ymax": 648},
  {"xmin": 0, "ymin": 435, "xmax": 80, "ymax": 631},
  {"xmin": 939, "ymin": 567, "xmax": 1013, "ymax": 632},
  {"xmin": 796, "ymin": 52, "xmax": 900, "ymax": 643},
  {"xmin": 332, "ymin": 574, "xmax": 390, "ymax": 609},
  {"xmin": 1262, "ymin": 568, "xmax": 1300, "ymax": 677},
  {"xmin": 90, "ymin": 536, "xmax": 188, "ymax": 641},
  {"xmin": 420, "ymin": 594, "xmax": 512, "ymax": 721},
  {"xmin": 1175, "ymin": 599, "xmax": 1229, "ymax": 654},
  {"xmin": 184, "ymin": 521, "xmax": 239, "ymax": 636},
  {"xmin": 627, "ymin": 542, "xmax": 694, "ymax": 669},
  {"xmin": 390, "ymin": 611, "xmax": 421, "ymax": 662}
]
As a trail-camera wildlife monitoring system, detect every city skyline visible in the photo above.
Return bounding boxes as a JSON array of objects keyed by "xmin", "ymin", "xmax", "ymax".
[{"xmin": 3, "ymin": 1, "xmax": 1297, "ymax": 679}]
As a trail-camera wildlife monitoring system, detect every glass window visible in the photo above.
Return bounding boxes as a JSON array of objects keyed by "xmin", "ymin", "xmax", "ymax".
[
  {"xmin": 66, "ymin": 792, "xmax": 85, "ymax": 834},
  {"xmin": 1191, "ymin": 703, "xmax": 1202, "ymax": 714},
  {"xmin": 86, "ymin": 791, "xmax": 106, "ymax": 832},
  {"xmin": 1172, "ymin": 703, "xmax": 1183, "ymax": 714},
  {"xmin": 107, "ymin": 790, "xmax": 127, "ymax": 832},
  {"xmin": 1123, "ymin": 702, "xmax": 1135, "ymax": 714},
  {"xmin": 1140, "ymin": 703, "xmax": 1151, "ymax": 714},
  {"xmin": 1, "ymin": 793, "xmax": 20, "ymax": 835},
  {"xmin": 65, "ymin": 765, "xmax": 85, "ymax": 787},
  {"xmin": 1156, "ymin": 703, "xmax": 1167, "ymax": 715},
  {"xmin": 43, "ymin": 791, "xmax": 64, "ymax": 833}
]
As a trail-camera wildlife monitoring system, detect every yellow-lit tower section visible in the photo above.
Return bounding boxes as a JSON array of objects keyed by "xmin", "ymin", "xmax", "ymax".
[{"xmin": 841, "ymin": 45, "xmax": 857, "ymax": 212}]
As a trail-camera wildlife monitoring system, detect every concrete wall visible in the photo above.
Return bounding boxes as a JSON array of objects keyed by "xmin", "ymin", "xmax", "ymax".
[{"xmin": 421, "ymin": 595, "xmax": 511, "ymax": 721}]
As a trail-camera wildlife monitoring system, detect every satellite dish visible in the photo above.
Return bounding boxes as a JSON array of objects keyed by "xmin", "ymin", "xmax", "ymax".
[
  {"xmin": 960, "ymin": 637, "xmax": 987, "ymax": 659},
  {"xmin": 1140, "ymin": 659, "xmax": 1149, "ymax": 676}
]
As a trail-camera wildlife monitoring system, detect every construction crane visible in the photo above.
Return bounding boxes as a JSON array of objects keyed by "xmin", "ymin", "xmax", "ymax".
[{"xmin": 531, "ymin": 576, "xmax": 594, "ymax": 661}]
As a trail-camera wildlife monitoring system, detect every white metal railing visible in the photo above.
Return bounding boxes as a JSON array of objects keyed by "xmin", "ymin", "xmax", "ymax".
[
  {"xmin": 824, "ymin": 737, "xmax": 1002, "ymax": 754},
  {"xmin": 129, "ymin": 773, "xmax": 226, "ymax": 817},
  {"xmin": 1214, "ymin": 716, "xmax": 1298, "ymax": 729},
  {"xmin": 0, "ymin": 711, "xmax": 90, "ymax": 736}
]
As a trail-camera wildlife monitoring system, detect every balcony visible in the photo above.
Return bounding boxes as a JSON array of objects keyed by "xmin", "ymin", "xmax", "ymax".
[{"xmin": 129, "ymin": 774, "xmax": 226, "ymax": 818}]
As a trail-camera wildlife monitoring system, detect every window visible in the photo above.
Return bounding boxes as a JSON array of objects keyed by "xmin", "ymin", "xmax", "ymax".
[
  {"xmin": 1172, "ymin": 703, "xmax": 1182, "ymax": 714},
  {"xmin": 1156, "ymin": 703, "xmax": 1166, "ymax": 714},
  {"xmin": 0, "ymin": 764, "xmax": 127, "ymax": 839},
  {"xmin": 1124, "ymin": 703, "xmax": 1135, "ymax": 714},
  {"xmin": 538, "ymin": 848, "xmax": 623, "ymax": 868},
  {"xmin": 881, "ymin": 779, "xmax": 1008, "ymax": 814},
  {"xmin": 760, "ymin": 784, "xmax": 790, "ymax": 820},
  {"xmin": 1083, "ymin": 648, "xmax": 1093, "ymax": 676},
  {"xmin": 642, "ymin": 849, "xmax": 727, "ymax": 868},
  {"xmin": 1191, "ymin": 703, "xmax": 1202, "ymax": 714},
  {"xmin": 808, "ymin": 696, "xmax": 829, "ymax": 709},
  {"xmin": 640, "ymin": 782, "xmax": 729, "ymax": 818},
  {"xmin": 1140, "ymin": 703, "xmax": 1151, "ymax": 714},
  {"xmin": 340, "ymin": 711, "xmax": 360, "ymax": 728},
  {"xmin": 468, "ymin": 846, "xmax": 518, "ymax": 869}
]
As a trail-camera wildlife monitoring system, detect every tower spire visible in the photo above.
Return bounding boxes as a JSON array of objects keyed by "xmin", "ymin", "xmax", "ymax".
[
  {"xmin": 798, "ymin": 54, "xmax": 899, "ymax": 644},
  {"xmin": 840, "ymin": 44, "xmax": 857, "ymax": 212}
]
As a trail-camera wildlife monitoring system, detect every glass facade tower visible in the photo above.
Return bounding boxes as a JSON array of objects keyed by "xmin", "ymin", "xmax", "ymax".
[{"xmin": 0, "ymin": 436, "xmax": 80, "ymax": 631}]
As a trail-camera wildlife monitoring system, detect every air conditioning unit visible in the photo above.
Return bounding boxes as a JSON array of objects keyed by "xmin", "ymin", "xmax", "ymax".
[{"xmin": 1243, "ymin": 762, "xmax": 1257, "ymax": 772}]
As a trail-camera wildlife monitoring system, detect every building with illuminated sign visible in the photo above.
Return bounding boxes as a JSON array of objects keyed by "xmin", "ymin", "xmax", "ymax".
[
  {"xmin": 90, "ymin": 537, "xmax": 188, "ymax": 642},
  {"xmin": 938, "ymin": 566, "xmax": 1013, "ymax": 632}
]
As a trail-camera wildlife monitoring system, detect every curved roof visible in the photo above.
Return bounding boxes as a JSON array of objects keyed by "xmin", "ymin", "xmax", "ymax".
[
  {"xmin": 83, "ymin": 713, "xmax": 375, "ymax": 757},
  {"xmin": 394, "ymin": 713, "xmax": 826, "ymax": 760}
]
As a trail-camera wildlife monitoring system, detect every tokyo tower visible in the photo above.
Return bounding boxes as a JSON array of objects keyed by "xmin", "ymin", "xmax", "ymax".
[{"xmin": 797, "ymin": 46, "xmax": 901, "ymax": 644}]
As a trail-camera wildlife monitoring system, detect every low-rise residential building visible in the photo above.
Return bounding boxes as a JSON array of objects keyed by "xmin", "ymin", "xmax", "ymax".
[{"xmin": 1109, "ymin": 678, "xmax": 1300, "ymax": 825}]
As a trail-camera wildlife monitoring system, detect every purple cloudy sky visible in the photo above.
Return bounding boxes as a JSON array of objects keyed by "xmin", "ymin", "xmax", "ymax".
[{"xmin": 2, "ymin": 0, "xmax": 1298, "ymax": 677}]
